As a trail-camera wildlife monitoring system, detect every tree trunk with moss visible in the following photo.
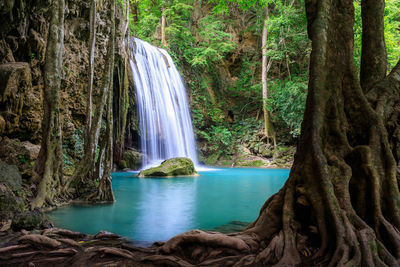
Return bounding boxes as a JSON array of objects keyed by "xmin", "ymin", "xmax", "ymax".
[
  {"xmin": 161, "ymin": 2, "xmax": 167, "ymax": 47},
  {"xmin": 83, "ymin": 0, "xmax": 97, "ymax": 152},
  {"xmin": 143, "ymin": 0, "xmax": 400, "ymax": 265},
  {"xmin": 31, "ymin": 0, "xmax": 65, "ymax": 209},
  {"xmin": 261, "ymin": 6, "xmax": 276, "ymax": 147},
  {"xmin": 114, "ymin": 0, "xmax": 130, "ymax": 168},
  {"xmin": 360, "ymin": 0, "xmax": 387, "ymax": 91},
  {"xmin": 70, "ymin": 0, "xmax": 115, "ymax": 201},
  {"xmin": 92, "ymin": 0, "xmax": 115, "ymax": 202}
]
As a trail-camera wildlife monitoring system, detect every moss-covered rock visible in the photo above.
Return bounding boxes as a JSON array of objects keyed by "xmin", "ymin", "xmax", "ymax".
[
  {"xmin": 0, "ymin": 160, "xmax": 22, "ymax": 192},
  {"xmin": 138, "ymin": 157, "xmax": 197, "ymax": 177},
  {"xmin": 0, "ymin": 183, "xmax": 22, "ymax": 221},
  {"xmin": 12, "ymin": 208, "xmax": 44, "ymax": 231},
  {"xmin": 123, "ymin": 150, "xmax": 143, "ymax": 170},
  {"xmin": 0, "ymin": 138, "xmax": 40, "ymax": 178},
  {"xmin": 258, "ymin": 144, "xmax": 273, "ymax": 158}
]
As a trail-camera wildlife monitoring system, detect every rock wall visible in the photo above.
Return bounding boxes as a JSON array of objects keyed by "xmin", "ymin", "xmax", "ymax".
[{"xmin": 0, "ymin": 0, "xmax": 126, "ymax": 166}]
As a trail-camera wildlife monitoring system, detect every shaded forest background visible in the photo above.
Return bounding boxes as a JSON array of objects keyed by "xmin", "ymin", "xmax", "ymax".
[{"xmin": 128, "ymin": 0, "xmax": 400, "ymax": 166}]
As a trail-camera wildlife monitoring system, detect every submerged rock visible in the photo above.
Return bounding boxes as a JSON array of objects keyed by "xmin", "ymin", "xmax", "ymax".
[{"xmin": 138, "ymin": 157, "xmax": 197, "ymax": 177}]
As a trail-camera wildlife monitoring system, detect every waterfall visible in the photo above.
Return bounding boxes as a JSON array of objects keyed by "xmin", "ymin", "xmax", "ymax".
[{"xmin": 129, "ymin": 37, "xmax": 198, "ymax": 169}]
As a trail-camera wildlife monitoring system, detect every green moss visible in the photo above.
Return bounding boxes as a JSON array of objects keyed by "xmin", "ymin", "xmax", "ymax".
[
  {"xmin": 236, "ymin": 159, "xmax": 267, "ymax": 167},
  {"xmin": 12, "ymin": 209, "xmax": 44, "ymax": 231},
  {"xmin": 205, "ymin": 151, "xmax": 222, "ymax": 165},
  {"xmin": 17, "ymin": 155, "xmax": 26, "ymax": 163},
  {"xmin": 243, "ymin": 160, "xmax": 266, "ymax": 167},
  {"xmin": 218, "ymin": 160, "xmax": 233, "ymax": 166},
  {"xmin": 138, "ymin": 157, "xmax": 197, "ymax": 177},
  {"xmin": 121, "ymin": 160, "xmax": 127, "ymax": 169},
  {"xmin": 124, "ymin": 150, "xmax": 143, "ymax": 170}
]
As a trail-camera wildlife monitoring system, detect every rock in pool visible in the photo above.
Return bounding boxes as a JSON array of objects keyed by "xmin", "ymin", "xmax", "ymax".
[{"xmin": 138, "ymin": 157, "xmax": 198, "ymax": 177}]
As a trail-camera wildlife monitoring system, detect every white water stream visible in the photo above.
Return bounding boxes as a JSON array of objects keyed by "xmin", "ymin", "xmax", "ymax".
[{"xmin": 129, "ymin": 38, "xmax": 198, "ymax": 169}]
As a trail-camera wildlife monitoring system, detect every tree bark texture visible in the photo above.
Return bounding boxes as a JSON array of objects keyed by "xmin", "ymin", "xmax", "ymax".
[
  {"xmin": 261, "ymin": 6, "xmax": 276, "ymax": 147},
  {"xmin": 32, "ymin": 0, "xmax": 65, "ymax": 209},
  {"xmin": 140, "ymin": 0, "xmax": 400, "ymax": 266},
  {"xmin": 70, "ymin": 0, "xmax": 115, "ymax": 201},
  {"xmin": 113, "ymin": 57, "xmax": 130, "ymax": 167},
  {"xmin": 92, "ymin": 0, "xmax": 115, "ymax": 202},
  {"xmin": 262, "ymin": 7, "xmax": 269, "ymax": 139},
  {"xmin": 83, "ymin": 0, "xmax": 97, "ymax": 153},
  {"xmin": 161, "ymin": 4, "xmax": 167, "ymax": 47},
  {"xmin": 360, "ymin": 0, "xmax": 387, "ymax": 91},
  {"xmin": 114, "ymin": 0, "xmax": 130, "ymax": 168}
]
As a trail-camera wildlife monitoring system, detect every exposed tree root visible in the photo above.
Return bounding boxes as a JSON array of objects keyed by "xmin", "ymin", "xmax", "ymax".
[{"xmin": 18, "ymin": 234, "xmax": 62, "ymax": 248}]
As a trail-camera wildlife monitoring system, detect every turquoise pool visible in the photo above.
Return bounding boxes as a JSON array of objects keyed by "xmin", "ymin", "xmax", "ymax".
[{"xmin": 47, "ymin": 168, "xmax": 289, "ymax": 243}]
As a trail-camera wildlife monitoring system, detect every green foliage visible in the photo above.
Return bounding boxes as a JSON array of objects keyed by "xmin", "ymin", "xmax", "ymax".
[
  {"xmin": 384, "ymin": 0, "xmax": 400, "ymax": 70},
  {"xmin": 209, "ymin": 0, "xmax": 269, "ymax": 14},
  {"xmin": 198, "ymin": 117, "xmax": 262, "ymax": 157},
  {"xmin": 267, "ymin": 75, "xmax": 307, "ymax": 137},
  {"xmin": 353, "ymin": 1, "xmax": 362, "ymax": 69},
  {"xmin": 63, "ymin": 152, "xmax": 73, "ymax": 166},
  {"xmin": 17, "ymin": 155, "xmax": 26, "ymax": 164},
  {"xmin": 165, "ymin": 1, "xmax": 194, "ymax": 48},
  {"xmin": 72, "ymin": 128, "xmax": 84, "ymax": 157},
  {"xmin": 130, "ymin": 0, "xmax": 162, "ymax": 41},
  {"xmin": 134, "ymin": 13, "xmax": 160, "ymax": 40},
  {"xmin": 354, "ymin": 0, "xmax": 400, "ymax": 71},
  {"xmin": 266, "ymin": 1, "xmax": 310, "ymax": 74},
  {"xmin": 189, "ymin": 15, "xmax": 236, "ymax": 67}
]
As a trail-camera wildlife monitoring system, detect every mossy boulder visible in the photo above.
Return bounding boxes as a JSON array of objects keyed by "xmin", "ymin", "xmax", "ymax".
[
  {"xmin": 0, "ymin": 160, "xmax": 22, "ymax": 192},
  {"xmin": 0, "ymin": 183, "xmax": 22, "ymax": 221},
  {"xmin": 12, "ymin": 208, "xmax": 44, "ymax": 231},
  {"xmin": 138, "ymin": 157, "xmax": 197, "ymax": 177},
  {"xmin": 0, "ymin": 138, "xmax": 40, "ymax": 178},
  {"xmin": 258, "ymin": 144, "xmax": 273, "ymax": 158},
  {"xmin": 123, "ymin": 150, "xmax": 143, "ymax": 170}
]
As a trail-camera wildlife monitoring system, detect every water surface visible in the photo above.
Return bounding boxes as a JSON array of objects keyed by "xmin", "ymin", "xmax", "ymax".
[{"xmin": 48, "ymin": 168, "xmax": 289, "ymax": 242}]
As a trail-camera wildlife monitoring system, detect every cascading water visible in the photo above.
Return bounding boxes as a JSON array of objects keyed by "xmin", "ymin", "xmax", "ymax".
[{"xmin": 129, "ymin": 37, "xmax": 198, "ymax": 169}]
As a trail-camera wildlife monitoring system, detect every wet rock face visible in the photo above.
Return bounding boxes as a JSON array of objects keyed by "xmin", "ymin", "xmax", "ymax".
[
  {"xmin": 123, "ymin": 150, "xmax": 143, "ymax": 170},
  {"xmin": 0, "ymin": 183, "xmax": 21, "ymax": 221},
  {"xmin": 0, "ymin": 0, "xmax": 118, "ymax": 145},
  {"xmin": 138, "ymin": 157, "xmax": 198, "ymax": 177},
  {"xmin": 0, "ymin": 138, "xmax": 40, "ymax": 178},
  {"xmin": 0, "ymin": 62, "xmax": 40, "ymax": 139},
  {"xmin": 0, "ymin": 161, "xmax": 24, "ymax": 221},
  {"xmin": 0, "ymin": 160, "xmax": 22, "ymax": 192}
]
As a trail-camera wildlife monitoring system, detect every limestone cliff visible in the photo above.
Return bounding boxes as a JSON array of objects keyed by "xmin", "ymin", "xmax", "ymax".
[{"xmin": 0, "ymin": 0, "xmax": 128, "ymax": 168}]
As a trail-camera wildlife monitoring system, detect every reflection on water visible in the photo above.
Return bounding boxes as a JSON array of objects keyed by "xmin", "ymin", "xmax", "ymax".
[{"xmin": 47, "ymin": 168, "xmax": 289, "ymax": 242}]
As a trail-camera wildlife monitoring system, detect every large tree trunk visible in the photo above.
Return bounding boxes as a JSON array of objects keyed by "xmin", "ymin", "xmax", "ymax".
[
  {"xmin": 69, "ymin": 0, "xmax": 115, "ymax": 201},
  {"xmin": 142, "ymin": 0, "xmax": 400, "ymax": 265},
  {"xmin": 161, "ymin": 3, "xmax": 167, "ymax": 47},
  {"xmin": 261, "ymin": 7, "xmax": 269, "ymax": 139},
  {"xmin": 360, "ymin": 0, "xmax": 387, "ymax": 91},
  {"xmin": 261, "ymin": 6, "xmax": 276, "ymax": 147},
  {"xmin": 31, "ymin": 0, "xmax": 65, "ymax": 209},
  {"xmin": 92, "ymin": 0, "xmax": 115, "ymax": 202},
  {"xmin": 114, "ymin": 0, "xmax": 130, "ymax": 168},
  {"xmin": 83, "ymin": 0, "xmax": 97, "ymax": 152}
]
